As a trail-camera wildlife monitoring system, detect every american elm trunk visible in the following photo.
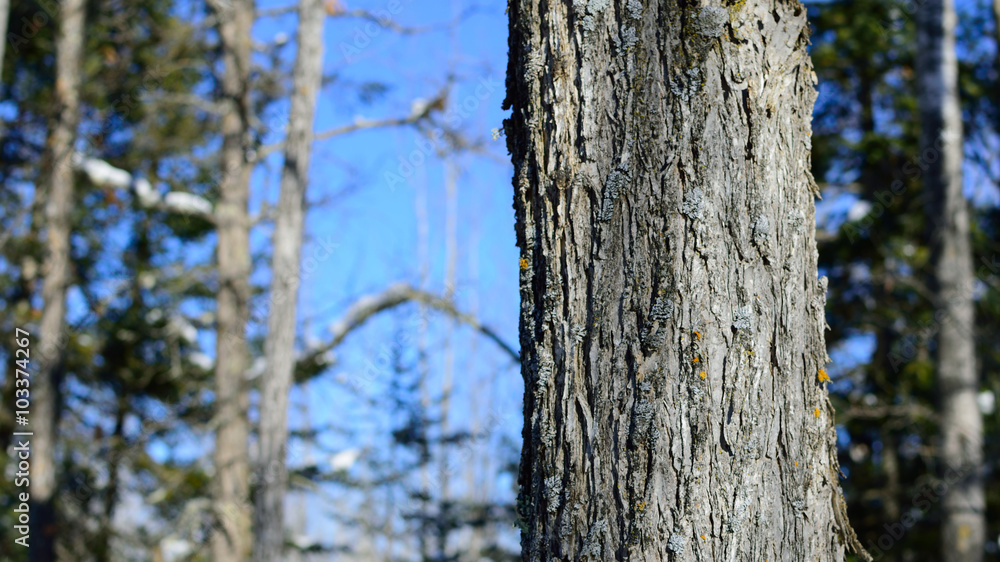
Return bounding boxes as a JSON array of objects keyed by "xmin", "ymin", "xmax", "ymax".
[{"xmin": 504, "ymin": 1, "xmax": 866, "ymax": 560}]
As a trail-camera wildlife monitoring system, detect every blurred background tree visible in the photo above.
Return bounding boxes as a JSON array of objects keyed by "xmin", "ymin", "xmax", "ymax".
[{"xmin": 808, "ymin": 0, "xmax": 999, "ymax": 559}]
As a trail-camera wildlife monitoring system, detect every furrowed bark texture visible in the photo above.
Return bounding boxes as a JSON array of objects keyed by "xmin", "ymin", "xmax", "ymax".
[
  {"xmin": 505, "ymin": 1, "xmax": 866, "ymax": 560},
  {"xmin": 210, "ymin": 0, "xmax": 255, "ymax": 559},
  {"xmin": 916, "ymin": 1, "xmax": 984, "ymax": 561},
  {"xmin": 32, "ymin": 0, "xmax": 85, "ymax": 560},
  {"xmin": 253, "ymin": 0, "xmax": 325, "ymax": 559}
]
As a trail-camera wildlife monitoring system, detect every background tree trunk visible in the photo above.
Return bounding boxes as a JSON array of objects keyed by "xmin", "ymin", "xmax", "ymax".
[
  {"xmin": 993, "ymin": 0, "xmax": 1000, "ymax": 76},
  {"xmin": 0, "ymin": 0, "xmax": 9, "ymax": 86},
  {"xmin": 209, "ymin": 0, "xmax": 254, "ymax": 559},
  {"xmin": 504, "ymin": 1, "xmax": 867, "ymax": 559},
  {"xmin": 31, "ymin": 0, "xmax": 85, "ymax": 559},
  {"xmin": 916, "ymin": 1, "xmax": 984, "ymax": 561},
  {"xmin": 253, "ymin": 0, "xmax": 325, "ymax": 559}
]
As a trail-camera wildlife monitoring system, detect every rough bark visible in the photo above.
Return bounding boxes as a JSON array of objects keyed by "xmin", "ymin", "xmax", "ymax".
[
  {"xmin": 505, "ymin": 1, "xmax": 866, "ymax": 560},
  {"xmin": 209, "ymin": 0, "xmax": 255, "ymax": 559},
  {"xmin": 916, "ymin": 1, "xmax": 984, "ymax": 561},
  {"xmin": 252, "ymin": 0, "xmax": 325, "ymax": 558},
  {"xmin": 31, "ymin": 0, "xmax": 85, "ymax": 560}
]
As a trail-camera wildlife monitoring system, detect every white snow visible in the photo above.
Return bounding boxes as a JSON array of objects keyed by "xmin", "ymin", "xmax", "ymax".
[
  {"xmin": 409, "ymin": 98, "xmax": 429, "ymax": 118},
  {"xmin": 164, "ymin": 191, "xmax": 213, "ymax": 216},
  {"xmin": 245, "ymin": 357, "xmax": 266, "ymax": 380},
  {"xmin": 168, "ymin": 316, "xmax": 198, "ymax": 343},
  {"xmin": 330, "ymin": 448, "xmax": 361, "ymax": 471},
  {"xmin": 978, "ymin": 390, "xmax": 996, "ymax": 415},
  {"xmin": 846, "ymin": 199, "xmax": 873, "ymax": 222},
  {"xmin": 133, "ymin": 177, "xmax": 161, "ymax": 207},
  {"xmin": 188, "ymin": 352, "xmax": 213, "ymax": 371},
  {"xmin": 80, "ymin": 157, "xmax": 132, "ymax": 188},
  {"xmin": 160, "ymin": 538, "xmax": 193, "ymax": 562}
]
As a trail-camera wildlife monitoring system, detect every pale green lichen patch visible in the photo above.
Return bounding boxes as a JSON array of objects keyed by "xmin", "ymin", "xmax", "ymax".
[
  {"xmin": 681, "ymin": 187, "xmax": 705, "ymax": 220},
  {"xmin": 666, "ymin": 531, "xmax": 687, "ymax": 553},
  {"xmin": 695, "ymin": 7, "xmax": 729, "ymax": 38},
  {"xmin": 544, "ymin": 476, "xmax": 563, "ymax": 514}
]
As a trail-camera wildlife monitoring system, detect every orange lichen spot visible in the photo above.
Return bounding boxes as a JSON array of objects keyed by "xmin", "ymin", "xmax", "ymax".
[
  {"xmin": 694, "ymin": 330, "xmax": 702, "ymax": 340},
  {"xmin": 701, "ymin": 535, "xmax": 707, "ymax": 541},
  {"xmin": 699, "ymin": 371, "xmax": 707, "ymax": 380},
  {"xmin": 519, "ymin": 257, "xmax": 530, "ymax": 270},
  {"xmin": 814, "ymin": 408, "xmax": 821, "ymax": 418},
  {"xmin": 817, "ymin": 368, "xmax": 830, "ymax": 382},
  {"xmin": 794, "ymin": 461, "xmax": 798, "ymax": 467},
  {"xmin": 693, "ymin": 357, "xmax": 700, "ymax": 363}
]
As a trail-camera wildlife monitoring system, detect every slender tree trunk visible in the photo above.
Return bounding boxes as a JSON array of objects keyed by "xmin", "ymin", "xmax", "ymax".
[
  {"xmin": 916, "ymin": 1, "xmax": 984, "ymax": 561},
  {"xmin": 253, "ymin": 0, "xmax": 325, "ymax": 558},
  {"xmin": 437, "ymin": 160, "xmax": 458, "ymax": 560},
  {"xmin": 416, "ymin": 181, "xmax": 432, "ymax": 559},
  {"xmin": 209, "ymin": 0, "xmax": 254, "ymax": 559},
  {"xmin": 505, "ymin": 1, "xmax": 867, "ymax": 560},
  {"xmin": 31, "ymin": 0, "xmax": 85, "ymax": 560},
  {"xmin": 993, "ymin": 0, "xmax": 1000, "ymax": 76},
  {"xmin": 0, "ymin": 0, "xmax": 8, "ymax": 85},
  {"xmin": 96, "ymin": 398, "xmax": 127, "ymax": 561}
]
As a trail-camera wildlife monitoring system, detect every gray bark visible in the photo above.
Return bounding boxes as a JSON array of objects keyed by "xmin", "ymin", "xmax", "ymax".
[
  {"xmin": 31, "ymin": 0, "xmax": 85, "ymax": 560},
  {"xmin": 253, "ymin": 0, "xmax": 325, "ymax": 559},
  {"xmin": 916, "ymin": 1, "xmax": 984, "ymax": 561},
  {"xmin": 208, "ymin": 0, "xmax": 255, "ymax": 559},
  {"xmin": 505, "ymin": 1, "xmax": 867, "ymax": 560}
]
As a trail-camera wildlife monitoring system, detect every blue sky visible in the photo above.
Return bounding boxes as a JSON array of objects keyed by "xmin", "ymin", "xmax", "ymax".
[{"xmin": 245, "ymin": 0, "xmax": 522, "ymax": 551}]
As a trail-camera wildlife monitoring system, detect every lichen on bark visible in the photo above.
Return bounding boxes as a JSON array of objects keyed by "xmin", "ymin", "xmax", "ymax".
[{"xmin": 506, "ymin": 0, "xmax": 868, "ymax": 560}]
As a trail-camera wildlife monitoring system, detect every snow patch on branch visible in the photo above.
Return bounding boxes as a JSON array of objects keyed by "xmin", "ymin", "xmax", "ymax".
[
  {"xmin": 78, "ymin": 156, "xmax": 132, "ymax": 188},
  {"xmin": 164, "ymin": 192, "xmax": 213, "ymax": 216},
  {"xmin": 73, "ymin": 153, "xmax": 213, "ymax": 219}
]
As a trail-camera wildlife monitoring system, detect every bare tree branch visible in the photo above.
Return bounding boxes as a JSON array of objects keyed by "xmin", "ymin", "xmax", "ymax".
[
  {"xmin": 257, "ymin": 3, "xmax": 298, "ymax": 18},
  {"xmin": 146, "ymin": 92, "xmax": 225, "ymax": 115},
  {"xmin": 256, "ymin": 87, "xmax": 449, "ymax": 160},
  {"xmin": 295, "ymin": 282, "xmax": 518, "ymax": 382},
  {"xmin": 330, "ymin": 5, "xmax": 484, "ymax": 35}
]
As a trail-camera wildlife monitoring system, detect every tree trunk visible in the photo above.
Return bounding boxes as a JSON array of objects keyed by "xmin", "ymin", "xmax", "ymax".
[
  {"xmin": 916, "ymin": 1, "xmax": 984, "ymax": 561},
  {"xmin": 252, "ymin": 0, "xmax": 324, "ymax": 559},
  {"xmin": 993, "ymin": 0, "xmax": 1000, "ymax": 78},
  {"xmin": 96, "ymin": 398, "xmax": 127, "ymax": 561},
  {"xmin": 31, "ymin": 0, "xmax": 85, "ymax": 560},
  {"xmin": 504, "ymin": 1, "xmax": 867, "ymax": 560},
  {"xmin": 209, "ymin": 0, "xmax": 254, "ymax": 560},
  {"xmin": 0, "ymin": 0, "xmax": 9, "ymax": 86}
]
